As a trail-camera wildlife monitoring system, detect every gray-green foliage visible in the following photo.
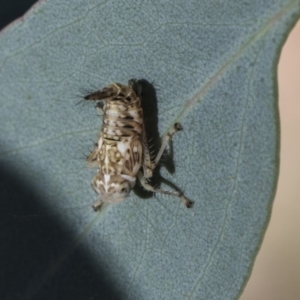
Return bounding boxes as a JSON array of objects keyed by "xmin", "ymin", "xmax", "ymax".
[{"xmin": 0, "ymin": 0, "xmax": 299, "ymax": 299}]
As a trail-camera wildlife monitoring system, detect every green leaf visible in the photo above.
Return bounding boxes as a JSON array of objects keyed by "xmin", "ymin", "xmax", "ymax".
[{"xmin": 0, "ymin": 1, "xmax": 299, "ymax": 299}]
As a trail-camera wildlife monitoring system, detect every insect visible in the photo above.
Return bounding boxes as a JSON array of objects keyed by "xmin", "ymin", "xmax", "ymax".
[{"xmin": 84, "ymin": 79, "xmax": 194, "ymax": 211}]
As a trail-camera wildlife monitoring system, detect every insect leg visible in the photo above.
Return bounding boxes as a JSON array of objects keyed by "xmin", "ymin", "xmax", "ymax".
[
  {"xmin": 86, "ymin": 147, "xmax": 99, "ymax": 168},
  {"xmin": 95, "ymin": 102, "xmax": 104, "ymax": 115},
  {"xmin": 90, "ymin": 178, "xmax": 104, "ymax": 210},
  {"xmin": 141, "ymin": 123, "xmax": 155, "ymax": 179},
  {"xmin": 138, "ymin": 171, "xmax": 194, "ymax": 208},
  {"xmin": 153, "ymin": 122, "xmax": 183, "ymax": 169},
  {"xmin": 92, "ymin": 200, "xmax": 103, "ymax": 211}
]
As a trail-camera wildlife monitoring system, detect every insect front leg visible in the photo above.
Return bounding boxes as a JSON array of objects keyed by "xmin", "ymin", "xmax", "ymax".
[
  {"xmin": 92, "ymin": 199, "xmax": 103, "ymax": 211},
  {"xmin": 95, "ymin": 101, "xmax": 104, "ymax": 115},
  {"xmin": 86, "ymin": 146, "xmax": 99, "ymax": 168}
]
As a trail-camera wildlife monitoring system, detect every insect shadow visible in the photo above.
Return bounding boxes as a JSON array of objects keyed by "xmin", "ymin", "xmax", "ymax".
[{"xmin": 133, "ymin": 79, "xmax": 183, "ymax": 201}]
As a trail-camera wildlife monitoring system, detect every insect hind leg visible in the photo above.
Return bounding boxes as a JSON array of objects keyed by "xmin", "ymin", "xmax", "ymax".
[
  {"xmin": 137, "ymin": 171, "xmax": 194, "ymax": 208},
  {"xmin": 153, "ymin": 122, "xmax": 183, "ymax": 170},
  {"xmin": 139, "ymin": 122, "xmax": 194, "ymax": 208},
  {"xmin": 141, "ymin": 122, "xmax": 183, "ymax": 178}
]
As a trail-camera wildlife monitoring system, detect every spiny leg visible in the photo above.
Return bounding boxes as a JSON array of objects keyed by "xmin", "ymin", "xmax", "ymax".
[
  {"xmin": 141, "ymin": 122, "xmax": 155, "ymax": 179},
  {"xmin": 141, "ymin": 122, "xmax": 182, "ymax": 177},
  {"xmin": 153, "ymin": 122, "xmax": 183, "ymax": 170},
  {"xmin": 138, "ymin": 171, "xmax": 194, "ymax": 208}
]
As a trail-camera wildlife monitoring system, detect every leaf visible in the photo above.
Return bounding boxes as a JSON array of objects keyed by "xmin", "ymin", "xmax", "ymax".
[{"xmin": 0, "ymin": 1, "xmax": 299, "ymax": 299}]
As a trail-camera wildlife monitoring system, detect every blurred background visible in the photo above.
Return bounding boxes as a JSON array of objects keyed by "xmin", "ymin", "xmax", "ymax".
[
  {"xmin": 0, "ymin": 2, "xmax": 299, "ymax": 299},
  {"xmin": 241, "ymin": 21, "xmax": 300, "ymax": 300}
]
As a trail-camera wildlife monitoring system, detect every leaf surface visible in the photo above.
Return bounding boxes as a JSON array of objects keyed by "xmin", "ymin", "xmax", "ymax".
[{"xmin": 0, "ymin": 1, "xmax": 299, "ymax": 299}]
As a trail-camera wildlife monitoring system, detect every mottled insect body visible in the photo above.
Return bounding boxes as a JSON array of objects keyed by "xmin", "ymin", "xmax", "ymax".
[{"xmin": 84, "ymin": 79, "xmax": 193, "ymax": 210}]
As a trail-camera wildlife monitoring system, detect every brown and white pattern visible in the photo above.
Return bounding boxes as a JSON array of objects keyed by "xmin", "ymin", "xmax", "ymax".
[{"xmin": 84, "ymin": 79, "xmax": 193, "ymax": 210}]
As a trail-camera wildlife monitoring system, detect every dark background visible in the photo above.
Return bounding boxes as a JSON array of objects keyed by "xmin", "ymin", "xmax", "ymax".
[
  {"xmin": 0, "ymin": 0, "xmax": 37, "ymax": 30},
  {"xmin": 0, "ymin": 2, "xmax": 123, "ymax": 299}
]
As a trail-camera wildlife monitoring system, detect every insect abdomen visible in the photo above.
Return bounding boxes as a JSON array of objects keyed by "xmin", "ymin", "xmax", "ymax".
[
  {"xmin": 102, "ymin": 96, "xmax": 143, "ymax": 140},
  {"xmin": 84, "ymin": 80, "xmax": 194, "ymax": 210},
  {"xmin": 85, "ymin": 82, "xmax": 145, "ymax": 208}
]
